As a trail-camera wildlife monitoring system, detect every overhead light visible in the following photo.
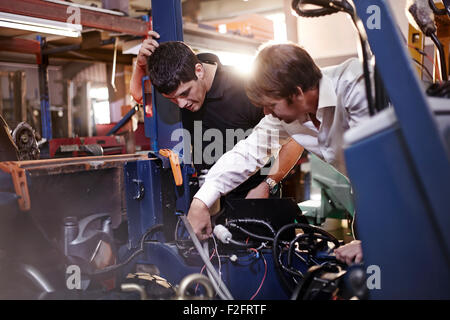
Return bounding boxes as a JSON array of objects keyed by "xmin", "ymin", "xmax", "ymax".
[{"xmin": 0, "ymin": 12, "xmax": 82, "ymax": 37}]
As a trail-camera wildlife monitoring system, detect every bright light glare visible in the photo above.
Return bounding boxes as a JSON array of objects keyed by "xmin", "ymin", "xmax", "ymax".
[
  {"xmin": 90, "ymin": 87, "xmax": 109, "ymax": 100},
  {"xmin": 218, "ymin": 24, "xmax": 227, "ymax": 34},
  {"xmin": 93, "ymin": 101, "xmax": 110, "ymax": 125},
  {"xmin": 214, "ymin": 51, "xmax": 256, "ymax": 75},
  {"xmin": 0, "ymin": 21, "xmax": 80, "ymax": 37},
  {"xmin": 265, "ymin": 13, "xmax": 287, "ymax": 42},
  {"xmin": 90, "ymin": 87, "xmax": 110, "ymax": 124},
  {"xmin": 0, "ymin": 12, "xmax": 81, "ymax": 37}
]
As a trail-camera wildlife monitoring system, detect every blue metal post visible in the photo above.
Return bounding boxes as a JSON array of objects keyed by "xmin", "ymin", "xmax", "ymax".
[
  {"xmin": 37, "ymin": 36, "xmax": 52, "ymax": 141},
  {"xmin": 144, "ymin": 0, "xmax": 186, "ymax": 156},
  {"xmin": 353, "ymin": 0, "xmax": 450, "ymax": 253}
]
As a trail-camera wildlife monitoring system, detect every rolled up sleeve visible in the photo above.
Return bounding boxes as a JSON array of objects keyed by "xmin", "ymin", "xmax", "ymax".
[{"xmin": 194, "ymin": 115, "xmax": 290, "ymax": 208}]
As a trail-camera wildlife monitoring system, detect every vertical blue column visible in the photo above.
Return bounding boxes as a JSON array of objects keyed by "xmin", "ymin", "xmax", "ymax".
[
  {"xmin": 353, "ymin": 0, "xmax": 450, "ymax": 253},
  {"xmin": 145, "ymin": 0, "xmax": 186, "ymax": 158},
  {"xmin": 37, "ymin": 36, "xmax": 52, "ymax": 141}
]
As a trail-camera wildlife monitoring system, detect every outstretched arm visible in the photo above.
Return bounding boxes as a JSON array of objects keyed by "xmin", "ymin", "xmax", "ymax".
[
  {"xmin": 187, "ymin": 115, "xmax": 291, "ymax": 240},
  {"xmin": 246, "ymin": 138, "xmax": 304, "ymax": 199}
]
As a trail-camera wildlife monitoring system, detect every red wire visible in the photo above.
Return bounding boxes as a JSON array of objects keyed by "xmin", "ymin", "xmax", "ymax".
[
  {"xmin": 195, "ymin": 248, "xmax": 216, "ymax": 293},
  {"xmin": 407, "ymin": 44, "xmax": 440, "ymax": 82},
  {"xmin": 249, "ymin": 248, "xmax": 267, "ymax": 300}
]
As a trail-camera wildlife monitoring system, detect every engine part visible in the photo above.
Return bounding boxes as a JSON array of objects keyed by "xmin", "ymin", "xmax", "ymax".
[
  {"xmin": 121, "ymin": 283, "xmax": 147, "ymax": 300},
  {"xmin": 272, "ymin": 222, "xmax": 341, "ymax": 293},
  {"xmin": 63, "ymin": 213, "xmax": 116, "ymax": 289},
  {"xmin": 175, "ymin": 273, "xmax": 215, "ymax": 300},
  {"xmin": 12, "ymin": 122, "xmax": 40, "ymax": 161}
]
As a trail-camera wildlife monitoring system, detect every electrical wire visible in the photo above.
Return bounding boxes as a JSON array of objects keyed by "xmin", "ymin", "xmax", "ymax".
[
  {"xmin": 91, "ymin": 224, "xmax": 164, "ymax": 276},
  {"xmin": 203, "ymin": 241, "xmax": 232, "ymax": 300},
  {"xmin": 226, "ymin": 223, "xmax": 274, "ymax": 243},
  {"xmin": 408, "ymin": 44, "xmax": 437, "ymax": 71},
  {"xmin": 412, "ymin": 58, "xmax": 435, "ymax": 82},
  {"xmin": 195, "ymin": 248, "xmax": 216, "ymax": 294},
  {"xmin": 430, "ymin": 32, "xmax": 449, "ymax": 81},
  {"xmin": 249, "ymin": 248, "xmax": 267, "ymax": 300},
  {"xmin": 226, "ymin": 219, "xmax": 276, "ymax": 237},
  {"xmin": 212, "ymin": 235, "xmax": 222, "ymax": 281},
  {"xmin": 180, "ymin": 215, "xmax": 233, "ymax": 300},
  {"xmin": 212, "ymin": 235, "xmax": 223, "ymax": 295}
]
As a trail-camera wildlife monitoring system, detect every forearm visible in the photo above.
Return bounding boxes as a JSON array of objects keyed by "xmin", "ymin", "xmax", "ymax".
[
  {"xmin": 195, "ymin": 115, "xmax": 289, "ymax": 208},
  {"xmin": 130, "ymin": 62, "xmax": 147, "ymax": 104},
  {"xmin": 266, "ymin": 138, "xmax": 304, "ymax": 183}
]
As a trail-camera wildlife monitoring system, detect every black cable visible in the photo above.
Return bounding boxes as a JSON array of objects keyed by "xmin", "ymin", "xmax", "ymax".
[
  {"xmin": 174, "ymin": 216, "xmax": 193, "ymax": 251},
  {"xmin": 92, "ymin": 224, "xmax": 164, "ymax": 276},
  {"xmin": 273, "ymin": 225, "xmax": 298, "ymax": 292},
  {"xmin": 430, "ymin": 32, "xmax": 449, "ymax": 81},
  {"xmin": 226, "ymin": 222, "xmax": 275, "ymax": 243},
  {"xmin": 228, "ymin": 238, "xmax": 255, "ymax": 248},
  {"xmin": 272, "ymin": 223, "xmax": 341, "ymax": 293},
  {"xmin": 412, "ymin": 58, "xmax": 435, "ymax": 81},
  {"xmin": 291, "ymin": 0, "xmax": 340, "ymax": 18},
  {"xmin": 427, "ymin": 81, "xmax": 450, "ymax": 97},
  {"xmin": 428, "ymin": 0, "xmax": 448, "ymax": 15},
  {"xmin": 226, "ymin": 219, "xmax": 276, "ymax": 237},
  {"xmin": 278, "ymin": 248, "xmax": 305, "ymax": 278},
  {"xmin": 287, "ymin": 233, "xmax": 330, "ymax": 268}
]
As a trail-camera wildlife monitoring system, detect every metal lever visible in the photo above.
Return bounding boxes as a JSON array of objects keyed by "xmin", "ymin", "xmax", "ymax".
[{"xmin": 159, "ymin": 149, "xmax": 183, "ymax": 186}]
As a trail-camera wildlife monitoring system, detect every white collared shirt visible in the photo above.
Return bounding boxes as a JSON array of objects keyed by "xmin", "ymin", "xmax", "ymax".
[{"xmin": 195, "ymin": 58, "xmax": 370, "ymax": 208}]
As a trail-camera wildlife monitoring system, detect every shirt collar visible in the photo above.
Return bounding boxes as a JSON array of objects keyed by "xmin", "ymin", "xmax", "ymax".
[
  {"xmin": 317, "ymin": 74, "xmax": 337, "ymax": 110},
  {"xmin": 205, "ymin": 63, "xmax": 224, "ymax": 100}
]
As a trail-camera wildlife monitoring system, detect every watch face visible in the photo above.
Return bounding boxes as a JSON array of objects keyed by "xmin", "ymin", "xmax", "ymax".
[
  {"xmin": 270, "ymin": 183, "xmax": 279, "ymax": 195},
  {"xmin": 266, "ymin": 178, "xmax": 277, "ymax": 189}
]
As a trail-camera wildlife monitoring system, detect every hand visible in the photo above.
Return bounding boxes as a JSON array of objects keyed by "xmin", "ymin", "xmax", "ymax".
[
  {"xmin": 136, "ymin": 30, "xmax": 160, "ymax": 69},
  {"xmin": 187, "ymin": 198, "xmax": 212, "ymax": 241},
  {"xmin": 245, "ymin": 181, "xmax": 270, "ymax": 199},
  {"xmin": 335, "ymin": 240, "xmax": 363, "ymax": 265}
]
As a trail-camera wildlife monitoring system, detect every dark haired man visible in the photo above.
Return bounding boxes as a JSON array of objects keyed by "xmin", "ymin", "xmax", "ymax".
[
  {"xmin": 188, "ymin": 42, "xmax": 370, "ymax": 264},
  {"xmin": 130, "ymin": 32, "xmax": 304, "ymax": 203}
]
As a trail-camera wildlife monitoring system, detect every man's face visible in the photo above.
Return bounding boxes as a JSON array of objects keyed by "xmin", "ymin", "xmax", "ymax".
[
  {"xmin": 261, "ymin": 93, "xmax": 310, "ymax": 123},
  {"xmin": 162, "ymin": 64, "xmax": 207, "ymax": 112}
]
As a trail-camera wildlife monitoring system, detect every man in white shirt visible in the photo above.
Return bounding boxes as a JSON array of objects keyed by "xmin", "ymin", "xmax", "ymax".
[{"xmin": 187, "ymin": 43, "xmax": 369, "ymax": 264}]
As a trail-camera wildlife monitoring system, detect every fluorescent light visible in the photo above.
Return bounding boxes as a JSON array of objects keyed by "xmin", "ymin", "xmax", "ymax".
[{"xmin": 0, "ymin": 12, "xmax": 82, "ymax": 37}]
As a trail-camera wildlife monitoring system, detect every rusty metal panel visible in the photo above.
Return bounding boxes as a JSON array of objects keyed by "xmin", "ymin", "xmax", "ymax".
[{"xmin": 3, "ymin": 154, "xmax": 148, "ymax": 241}]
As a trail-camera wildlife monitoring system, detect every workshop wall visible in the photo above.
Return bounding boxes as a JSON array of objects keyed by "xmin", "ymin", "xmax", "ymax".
[{"xmin": 297, "ymin": 0, "xmax": 409, "ymax": 67}]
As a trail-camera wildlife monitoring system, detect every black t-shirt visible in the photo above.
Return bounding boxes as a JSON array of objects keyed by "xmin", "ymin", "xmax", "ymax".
[{"xmin": 181, "ymin": 54, "xmax": 267, "ymax": 198}]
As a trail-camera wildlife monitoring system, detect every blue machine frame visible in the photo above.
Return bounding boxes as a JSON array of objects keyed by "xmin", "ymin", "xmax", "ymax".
[
  {"xmin": 123, "ymin": 0, "xmax": 293, "ymax": 300},
  {"xmin": 124, "ymin": 0, "xmax": 450, "ymax": 299},
  {"xmin": 345, "ymin": 0, "xmax": 450, "ymax": 299}
]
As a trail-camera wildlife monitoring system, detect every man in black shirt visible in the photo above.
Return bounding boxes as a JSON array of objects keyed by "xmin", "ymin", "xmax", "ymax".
[{"xmin": 130, "ymin": 31, "xmax": 304, "ymax": 202}]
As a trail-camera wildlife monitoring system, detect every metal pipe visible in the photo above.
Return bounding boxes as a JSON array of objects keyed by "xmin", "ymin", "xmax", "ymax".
[
  {"xmin": 18, "ymin": 263, "xmax": 55, "ymax": 294},
  {"xmin": 176, "ymin": 273, "xmax": 215, "ymax": 300}
]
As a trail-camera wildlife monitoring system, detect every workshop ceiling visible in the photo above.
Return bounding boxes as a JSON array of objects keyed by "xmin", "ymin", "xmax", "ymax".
[
  {"xmin": 0, "ymin": 0, "xmax": 287, "ymax": 66},
  {"xmin": 75, "ymin": 0, "xmax": 285, "ymax": 21}
]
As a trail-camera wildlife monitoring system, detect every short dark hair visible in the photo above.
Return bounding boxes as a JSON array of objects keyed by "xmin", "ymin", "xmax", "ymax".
[
  {"xmin": 246, "ymin": 43, "xmax": 322, "ymax": 106},
  {"xmin": 147, "ymin": 41, "xmax": 200, "ymax": 94}
]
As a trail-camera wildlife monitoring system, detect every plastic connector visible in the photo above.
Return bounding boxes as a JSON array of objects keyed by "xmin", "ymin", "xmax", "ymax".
[{"xmin": 213, "ymin": 224, "xmax": 232, "ymax": 244}]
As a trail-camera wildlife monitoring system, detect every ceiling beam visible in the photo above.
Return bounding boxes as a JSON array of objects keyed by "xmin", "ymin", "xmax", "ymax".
[
  {"xmin": 199, "ymin": 0, "xmax": 284, "ymax": 21},
  {"xmin": 0, "ymin": 0, "xmax": 149, "ymax": 36},
  {"xmin": 0, "ymin": 36, "xmax": 41, "ymax": 63}
]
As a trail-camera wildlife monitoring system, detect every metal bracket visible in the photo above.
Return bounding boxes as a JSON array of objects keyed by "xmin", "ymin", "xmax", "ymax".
[{"xmin": 0, "ymin": 161, "xmax": 30, "ymax": 211}]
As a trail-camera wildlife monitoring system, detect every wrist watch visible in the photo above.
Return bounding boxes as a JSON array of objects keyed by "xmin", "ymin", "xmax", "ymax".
[{"xmin": 265, "ymin": 177, "xmax": 279, "ymax": 195}]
